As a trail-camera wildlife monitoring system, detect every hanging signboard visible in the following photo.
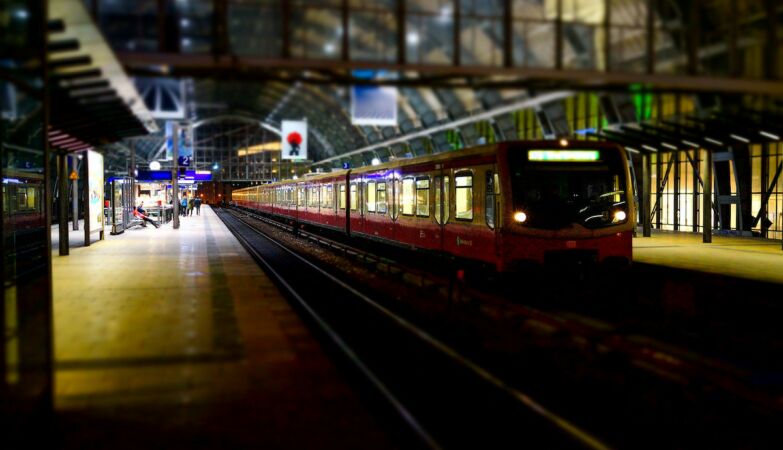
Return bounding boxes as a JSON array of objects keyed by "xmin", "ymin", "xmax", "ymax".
[
  {"xmin": 350, "ymin": 70, "xmax": 398, "ymax": 126},
  {"xmin": 87, "ymin": 149, "xmax": 104, "ymax": 235},
  {"xmin": 177, "ymin": 123, "xmax": 193, "ymax": 166},
  {"xmin": 281, "ymin": 120, "xmax": 308, "ymax": 161}
]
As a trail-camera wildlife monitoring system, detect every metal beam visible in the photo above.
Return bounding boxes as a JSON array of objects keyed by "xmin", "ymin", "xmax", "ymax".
[{"xmin": 117, "ymin": 52, "xmax": 783, "ymax": 96}]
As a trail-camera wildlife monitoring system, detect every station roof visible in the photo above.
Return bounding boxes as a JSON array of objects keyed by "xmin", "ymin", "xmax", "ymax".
[{"xmin": 87, "ymin": 0, "xmax": 783, "ymax": 170}]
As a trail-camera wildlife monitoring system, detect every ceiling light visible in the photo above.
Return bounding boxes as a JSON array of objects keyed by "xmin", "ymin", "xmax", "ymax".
[
  {"xmin": 149, "ymin": 161, "xmax": 161, "ymax": 170},
  {"xmin": 704, "ymin": 137, "xmax": 724, "ymax": 146},
  {"xmin": 323, "ymin": 42, "xmax": 336, "ymax": 54},
  {"xmin": 642, "ymin": 145, "xmax": 657, "ymax": 152},
  {"xmin": 730, "ymin": 134, "xmax": 750, "ymax": 143},
  {"xmin": 371, "ymin": 157, "xmax": 381, "ymax": 166},
  {"xmin": 661, "ymin": 142, "xmax": 678, "ymax": 150},
  {"xmin": 760, "ymin": 131, "xmax": 780, "ymax": 140},
  {"xmin": 682, "ymin": 140, "xmax": 700, "ymax": 148},
  {"xmin": 406, "ymin": 31, "xmax": 420, "ymax": 45}
]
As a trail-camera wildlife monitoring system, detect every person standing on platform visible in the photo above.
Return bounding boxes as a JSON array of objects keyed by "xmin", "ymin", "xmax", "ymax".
[
  {"xmin": 194, "ymin": 196, "xmax": 202, "ymax": 215},
  {"xmin": 181, "ymin": 195, "xmax": 188, "ymax": 217},
  {"xmin": 187, "ymin": 197, "xmax": 195, "ymax": 216}
]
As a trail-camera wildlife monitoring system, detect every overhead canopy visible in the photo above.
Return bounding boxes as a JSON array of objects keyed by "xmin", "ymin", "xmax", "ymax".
[{"xmin": 47, "ymin": 0, "xmax": 157, "ymax": 152}]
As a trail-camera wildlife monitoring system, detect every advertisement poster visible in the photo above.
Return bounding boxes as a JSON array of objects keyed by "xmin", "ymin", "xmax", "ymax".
[
  {"xmin": 281, "ymin": 120, "xmax": 308, "ymax": 161},
  {"xmin": 87, "ymin": 149, "xmax": 104, "ymax": 233}
]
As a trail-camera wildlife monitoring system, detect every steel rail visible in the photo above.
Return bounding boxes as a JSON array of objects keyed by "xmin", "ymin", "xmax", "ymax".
[{"xmin": 221, "ymin": 208, "xmax": 612, "ymax": 450}]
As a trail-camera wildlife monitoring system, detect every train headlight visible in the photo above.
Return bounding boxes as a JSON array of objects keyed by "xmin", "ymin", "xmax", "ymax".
[
  {"xmin": 513, "ymin": 211, "xmax": 527, "ymax": 223},
  {"xmin": 613, "ymin": 210, "xmax": 627, "ymax": 223}
]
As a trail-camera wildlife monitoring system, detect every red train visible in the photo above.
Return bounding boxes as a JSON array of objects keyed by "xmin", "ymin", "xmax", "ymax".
[{"xmin": 233, "ymin": 140, "xmax": 635, "ymax": 272}]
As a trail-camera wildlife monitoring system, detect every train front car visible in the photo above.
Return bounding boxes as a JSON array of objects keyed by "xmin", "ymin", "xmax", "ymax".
[{"xmin": 498, "ymin": 141, "xmax": 635, "ymax": 271}]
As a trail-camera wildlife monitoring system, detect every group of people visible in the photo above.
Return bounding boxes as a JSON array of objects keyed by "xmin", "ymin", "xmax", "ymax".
[
  {"xmin": 133, "ymin": 194, "xmax": 203, "ymax": 229},
  {"xmin": 179, "ymin": 194, "xmax": 202, "ymax": 217}
]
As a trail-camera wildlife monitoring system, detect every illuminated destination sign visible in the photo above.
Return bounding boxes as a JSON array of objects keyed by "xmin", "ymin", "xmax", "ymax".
[{"xmin": 528, "ymin": 150, "xmax": 600, "ymax": 162}]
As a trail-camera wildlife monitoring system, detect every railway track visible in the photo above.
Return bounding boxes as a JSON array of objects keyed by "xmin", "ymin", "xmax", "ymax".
[
  {"xmin": 224, "ymin": 206, "xmax": 782, "ymax": 449},
  {"xmin": 215, "ymin": 208, "xmax": 609, "ymax": 450}
]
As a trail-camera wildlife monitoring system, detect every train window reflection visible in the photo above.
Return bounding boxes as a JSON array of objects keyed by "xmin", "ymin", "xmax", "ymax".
[
  {"xmin": 402, "ymin": 177, "xmax": 415, "ymax": 216},
  {"xmin": 416, "ymin": 177, "xmax": 430, "ymax": 217},
  {"xmin": 350, "ymin": 183, "xmax": 357, "ymax": 211},
  {"xmin": 377, "ymin": 182, "xmax": 387, "ymax": 214},
  {"xmin": 486, "ymin": 171, "xmax": 495, "ymax": 229},
  {"xmin": 455, "ymin": 173, "xmax": 473, "ymax": 221},
  {"xmin": 367, "ymin": 180, "xmax": 376, "ymax": 212}
]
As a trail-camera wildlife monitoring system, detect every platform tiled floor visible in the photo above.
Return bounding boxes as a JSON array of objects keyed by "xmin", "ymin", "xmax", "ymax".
[
  {"xmin": 634, "ymin": 230, "xmax": 783, "ymax": 284},
  {"xmin": 52, "ymin": 206, "xmax": 396, "ymax": 449}
]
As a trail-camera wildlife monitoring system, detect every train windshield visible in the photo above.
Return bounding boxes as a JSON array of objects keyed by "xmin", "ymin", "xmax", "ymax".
[{"xmin": 509, "ymin": 148, "xmax": 628, "ymax": 230}]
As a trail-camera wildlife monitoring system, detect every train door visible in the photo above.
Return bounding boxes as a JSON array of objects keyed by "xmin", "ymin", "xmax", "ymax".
[
  {"xmin": 434, "ymin": 170, "xmax": 449, "ymax": 253},
  {"xmin": 443, "ymin": 168, "xmax": 495, "ymax": 264}
]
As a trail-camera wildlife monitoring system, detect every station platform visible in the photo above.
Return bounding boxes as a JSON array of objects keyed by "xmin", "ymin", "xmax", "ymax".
[
  {"xmin": 633, "ymin": 231, "xmax": 783, "ymax": 284},
  {"xmin": 51, "ymin": 206, "xmax": 396, "ymax": 449}
]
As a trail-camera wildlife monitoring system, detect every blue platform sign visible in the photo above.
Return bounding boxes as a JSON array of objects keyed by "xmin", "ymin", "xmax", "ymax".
[{"xmin": 350, "ymin": 70, "xmax": 397, "ymax": 126}]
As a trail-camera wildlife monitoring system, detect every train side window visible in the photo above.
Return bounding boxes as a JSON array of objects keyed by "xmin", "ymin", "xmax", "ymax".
[
  {"xmin": 339, "ymin": 184, "xmax": 346, "ymax": 210},
  {"xmin": 320, "ymin": 185, "xmax": 328, "ymax": 208},
  {"xmin": 455, "ymin": 172, "xmax": 473, "ymax": 221},
  {"xmin": 401, "ymin": 177, "xmax": 415, "ymax": 216},
  {"xmin": 298, "ymin": 187, "xmax": 305, "ymax": 207},
  {"xmin": 444, "ymin": 176, "xmax": 450, "ymax": 224},
  {"xmin": 327, "ymin": 185, "xmax": 334, "ymax": 210},
  {"xmin": 377, "ymin": 182, "xmax": 387, "ymax": 214},
  {"xmin": 485, "ymin": 171, "xmax": 495, "ymax": 229},
  {"xmin": 366, "ymin": 181, "xmax": 376, "ymax": 212},
  {"xmin": 350, "ymin": 183, "xmax": 358, "ymax": 211},
  {"xmin": 416, "ymin": 177, "xmax": 430, "ymax": 217},
  {"xmin": 434, "ymin": 177, "xmax": 442, "ymax": 225}
]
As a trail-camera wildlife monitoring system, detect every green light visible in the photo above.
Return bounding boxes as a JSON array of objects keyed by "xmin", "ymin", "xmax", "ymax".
[{"xmin": 528, "ymin": 150, "xmax": 600, "ymax": 162}]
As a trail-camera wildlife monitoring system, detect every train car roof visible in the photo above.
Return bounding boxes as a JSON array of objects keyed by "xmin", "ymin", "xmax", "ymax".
[{"xmin": 234, "ymin": 140, "xmax": 623, "ymax": 192}]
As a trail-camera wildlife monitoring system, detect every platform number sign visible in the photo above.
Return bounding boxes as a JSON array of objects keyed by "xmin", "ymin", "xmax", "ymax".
[{"xmin": 281, "ymin": 120, "xmax": 308, "ymax": 161}]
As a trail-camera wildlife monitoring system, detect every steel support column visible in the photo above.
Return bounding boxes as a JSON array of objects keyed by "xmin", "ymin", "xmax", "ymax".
[
  {"xmin": 397, "ymin": 0, "xmax": 406, "ymax": 64},
  {"xmin": 603, "ymin": 0, "xmax": 611, "ymax": 71},
  {"xmin": 341, "ymin": 0, "xmax": 349, "ymax": 61},
  {"xmin": 212, "ymin": 0, "xmax": 228, "ymax": 57},
  {"xmin": 687, "ymin": 0, "xmax": 700, "ymax": 75},
  {"xmin": 71, "ymin": 154, "xmax": 79, "ymax": 231},
  {"xmin": 282, "ymin": 0, "xmax": 291, "ymax": 58},
  {"xmin": 58, "ymin": 152, "xmax": 69, "ymax": 256},
  {"xmin": 703, "ymin": 148, "xmax": 712, "ymax": 243},
  {"xmin": 642, "ymin": 153, "xmax": 652, "ymax": 237},
  {"xmin": 503, "ymin": 0, "xmax": 512, "ymax": 68},
  {"xmin": 172, "ymin": 123, "xmax": 180, "ymax": 229},
  {"xmin": 692, "ymin": 150, "xmax": 699, "ymax": 233},
  {"xmin": 673, "ymin": 150, "xmax": 679, "ymax": 230},
  {"xmin": 453, "ymin": 0, "xmax": 461, "ymax": 66},
  {"xmin": 646, "ymin": 0, "xmax": 656, "ymax": 74},
  {"xmin": 555, "ymin": 0, "xmax": 564, "ymax": 70},
  {"xmin": 764, "ymin": 0, "xmax": 778, "ymax": 80},
  {"xmin": 728, "ymin": 0, "xmax": 739, "ymax": 77}
]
